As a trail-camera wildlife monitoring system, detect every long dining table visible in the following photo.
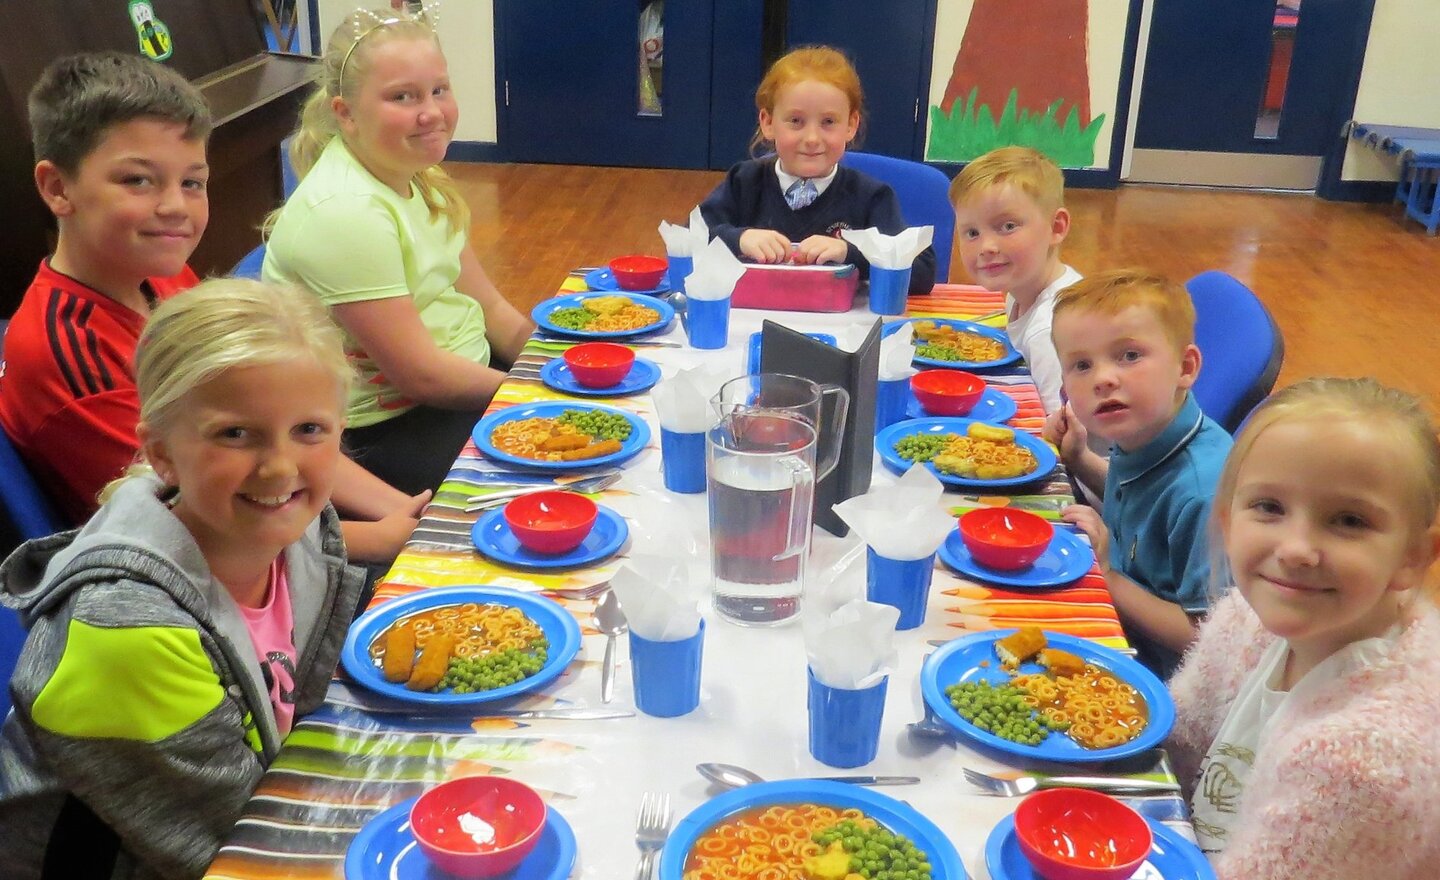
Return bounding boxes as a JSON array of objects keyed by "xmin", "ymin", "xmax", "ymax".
[{"xmin": 204, "ymin": 280, "xmax": 1194, "ymax": 880}]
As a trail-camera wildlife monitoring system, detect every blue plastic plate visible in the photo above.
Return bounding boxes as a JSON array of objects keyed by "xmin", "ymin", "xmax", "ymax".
[
  {"xmin": 345, "ymin": 797, "xmax": 578, "ymax": 880},
  {"xmin": 532, "ymin": 292, "xmax": 675, "ymax": 338},
  {"xmin": 538, "ymin": 356, "xmax": 661, "ymax": 397},
  {"xmin": 341, "ymin": 586, "xmax": 582, "ymax": 707},
  {"xmin": 658, "ymin": 780, "xmax": 968, "ymax": 880},
  {"xmin": 938, "ymin": 525, "xmax": 1093, "ymax": 589},
  {"xmin": 985, "ymin": 814, "xmax": 1215, "ymax": 880},
  {"xmin": 875, "ymin": 417, "xmax": 1057, "ymax": 488},
  {"xmin": 905, "ymin": 386, "xmax": 1018, "ymax": 425},
  {"xmin": 472, "ymin": 402, "xmax": 651, "ymax": 471},
  {"xmin": 920, "ymin": 631, "xmax": 1176, "ymax": 764},
  {"xmin": 883, "ymin": 318, "xmax": 1021, "ymax": 370},
  {"xmin": 471, "ymin": 504, "xmax": 629, "ymax": 570},
  {"xmin": 746, "ymin": 331, "xmax": 837, "ymax": 374},
  {"xmin": 583, "ymin": 266, "xmax": 670, "ymax": 296}
]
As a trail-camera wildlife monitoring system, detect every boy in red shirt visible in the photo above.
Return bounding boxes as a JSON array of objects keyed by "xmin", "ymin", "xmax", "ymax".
[{"xmin": 0, "ymin": 52, "xmax": 423, "ymax": 559}]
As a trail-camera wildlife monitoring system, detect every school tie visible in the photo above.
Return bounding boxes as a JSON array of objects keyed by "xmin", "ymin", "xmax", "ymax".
[{"xmin": 786, "ymin": 178, "xmax": 818, "ymax": 210}]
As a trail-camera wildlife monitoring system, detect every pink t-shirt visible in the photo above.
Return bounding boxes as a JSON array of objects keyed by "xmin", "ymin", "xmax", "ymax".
[{"xmin": 238, "ymin": 556, "xmax": 299, "ymax": 736}]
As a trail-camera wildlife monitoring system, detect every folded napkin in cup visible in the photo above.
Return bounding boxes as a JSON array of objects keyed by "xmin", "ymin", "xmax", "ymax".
[
  {"xmin": 841, "ymin": 226, "xmax": 934, "ymax": 271},
  {"xmin": 878, "ymin": 321, "xmax": 917, "ymax": 381},
  {"xmin": 654, "ymin": 363, "xmax": 727, "ymax": 433},
  {"xmin": 658, "ymin": 206, "xmax": 710, "ymax": 258},
  {"xmin": 686, "ymin": 237, "xmax": 746, "ymax": 302},
  {"xmin": 611, "ymin": 553, "xmax": 705, "ymax": 641},
  {"xmin": 803, "ymin": 598, "xmax": 899, "ymax": 689},
  {"xmin": 833, "ymin": 464, "xmax": 956, "ymax": 560}
]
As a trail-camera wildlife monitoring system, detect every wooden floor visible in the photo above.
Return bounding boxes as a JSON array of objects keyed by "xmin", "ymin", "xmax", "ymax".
[{"xmin": 450, "ymin": 163, "xmax": 1440, "ymax": 406}]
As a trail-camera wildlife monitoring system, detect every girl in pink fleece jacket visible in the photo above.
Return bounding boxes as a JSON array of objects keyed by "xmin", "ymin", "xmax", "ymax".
[{"xmin": 1168, "ymin": 377, "xmax": 1440, "ymax": 880}]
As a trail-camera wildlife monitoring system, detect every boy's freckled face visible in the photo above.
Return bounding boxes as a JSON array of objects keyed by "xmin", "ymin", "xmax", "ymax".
[
  {"xmin": 759, "ymin": 80, "xmax": 858, "ymax": 180},
  {"xmin": 1053, "ymin": 305, "xmax": 1198, "ymax": 452},
  {"xmin": 49, "ymin": 118, "xmax": 208, "ymax": 283},
  {"xmin": 953, "ymin": 184, "xmax": 1066, "ymax": 302}
]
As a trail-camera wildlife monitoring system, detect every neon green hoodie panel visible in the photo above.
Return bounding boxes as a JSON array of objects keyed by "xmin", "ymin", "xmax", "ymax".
[{"xmin": 31, "ymin": 619, "xmax": 225, "ymax": 742}]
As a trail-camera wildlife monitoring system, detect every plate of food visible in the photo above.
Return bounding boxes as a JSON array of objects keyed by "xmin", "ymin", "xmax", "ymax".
[
  {"xmin": 875, "ymin": 418, "xmax": 1056, "ymax": 488},
  {"xmin": 472, "ymin": 402, "xmax": 651, "ymax": 470},
  {"xmin": 658, "ymin": 780, "xmax": 967, "ymax": 880},
  {"xmin": 533, "ymin": 292, "xmax": 674, "ymax": 338},
  {"xmin": 883, "ymin": 318, "xmax": 1021, "ymax": 370},
  {"xmin": 340, "ymin": 586, "xmax": 582, "ymax": 707},
  {"xmin": 984, "ymin": 813, "xmax": 1215, "ymax": 880},
  {"xmin": 345, "ymin": 797, "xmax": 578, "ymax": 880},
  {"xmin": 919, "ymin": 628, "xmax": 1175, "ymax": 763}
]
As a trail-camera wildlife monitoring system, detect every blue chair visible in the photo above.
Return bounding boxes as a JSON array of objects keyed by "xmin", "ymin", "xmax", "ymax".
[
  {"xmin": 231, "ymin": 138, "xmax": 294, "ymax": 278},
  {"xmin": 0, "ymin": 424, "xmax": 67, "ymax": 720},
  {"xmin": 1186, "ymin": 271, "xmax": 1285, "ymax": 433},
  {"xmin": 839, "ymin": 151, "xmax": 954, "ymax": 283},
  {"xmin": 232, "ymin": 243, "xmax": 266, "ymax": 279}
]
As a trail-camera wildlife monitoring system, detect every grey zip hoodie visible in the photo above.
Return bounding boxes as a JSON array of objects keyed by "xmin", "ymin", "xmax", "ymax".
[{"xmin": 0, "ymin": 474, "xmax": 363, "ymax": 880}]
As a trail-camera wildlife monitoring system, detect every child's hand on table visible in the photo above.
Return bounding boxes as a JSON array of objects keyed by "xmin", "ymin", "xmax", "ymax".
[
  {"xmin": 792, "ymin": 234, "xmax": 849, "ymax": 265},
  {"xmin": 374, "ymin": 490, "xmax": 433, "ymax": 557},
  {"xmin": 739, "ymin": 229, "xmax": 793, "ymax": 263}
]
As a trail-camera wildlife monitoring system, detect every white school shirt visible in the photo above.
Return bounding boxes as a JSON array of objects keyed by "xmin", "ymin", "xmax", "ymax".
[
  {"xmin": 1189, "ymin": 628, "xmax": 1397, "ymax": 855},
  {"xmin": 775, "ymin": 160, "xmax": 839, "ymax": 199},
  {"xmin": 1006, "ymin": 263, "xmax": 1081, "ymax": 415}
]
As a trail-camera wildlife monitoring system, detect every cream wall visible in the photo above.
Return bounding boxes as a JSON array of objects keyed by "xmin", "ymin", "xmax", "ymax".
[
  {"xmin": 1341, "ymin": 0, "xmax": 1440, "ymax": 181},
  {"xmin": 313, "ymin": 0, "xmax": 498, "ymax": 143},
  {"xmin": 927, "ymin": 0, "xmax": 1133, "ymax": 169}
]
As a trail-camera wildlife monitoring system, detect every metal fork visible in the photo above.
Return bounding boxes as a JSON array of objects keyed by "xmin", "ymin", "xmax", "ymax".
[
  {"xmin": 547, "ymin": 579, "xmax": 612, "ymax": 601},
  {"xmin": 634, "ymin": 791, "xmax": 672, "ymax": 880},
  {"xmin": 962, "ymin": 766, "xmax": 1179, "ymax": 797}
]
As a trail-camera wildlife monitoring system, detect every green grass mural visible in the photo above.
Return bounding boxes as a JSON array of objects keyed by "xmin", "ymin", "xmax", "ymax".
[{"xmin": 927, "ymin": 87, "xmax": 1106, "ymax": 167}]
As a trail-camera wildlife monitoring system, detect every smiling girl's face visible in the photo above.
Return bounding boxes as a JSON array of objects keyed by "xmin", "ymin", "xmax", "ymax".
[{"xmin": 758, "ymin": 79, "xmax": 858, "ymax": 180}]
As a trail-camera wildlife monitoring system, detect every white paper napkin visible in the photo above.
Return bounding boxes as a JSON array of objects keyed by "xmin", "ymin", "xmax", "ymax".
[
  {"xmin": 840, "ymin": 226, "xmax": 934, "ymax": 270},
  {"xmin": 832, "ymin": 464, "xmax": 956, "ymax": 560},
  {"xmin": 610, "ymin": 553, "xmax": 705, "ymax": 641},
  {"xmin": 878, "ymin": 321, "xmax": 917, "ymax": 381},
  {"xmin": 658, "ymin": 206, "xmax": 710, "ymax": 258},
  {"xmin": 803, "ymin": 598, "xmax": 899, "ymax": 689},
  {"xmin": 685, "ymin": 237, "xmax": 746, "ymax": 301},
  {"xmin": 653, "ymin": 363, "xmax": 726, "ymax": 432}
]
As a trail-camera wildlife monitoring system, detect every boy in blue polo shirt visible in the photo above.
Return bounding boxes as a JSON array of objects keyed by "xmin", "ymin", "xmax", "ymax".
[{"xmin": 1043, "ymin": 269, "xmax": 1233, "ymax": 678}]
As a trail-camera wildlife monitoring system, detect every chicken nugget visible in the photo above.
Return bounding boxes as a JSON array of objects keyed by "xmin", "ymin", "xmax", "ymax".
[
  {"xmin": 559, "ymin": 438, "xmax": 623, "ymax": 461},
  {"xmin": 540, "ymin": 434, "xmax": 591, "ymax": 452},
  {"xmin": 582, "ymin": 296, "xmax": 630, "ymax": 316},
  {"xmin": 967, "ymin": 422, "xmax": 1015, "ymax": 443},
  {"xmin": 1039, "ymin": 648, "xmax": 1087, "ymax": 677},
  {"xmin": 380, "ymin": 623, "xmax": 416, "ymax": 683},
  {"xmin": 995, "ymin": 626, "xmax": 1047, "ymax": 668},
  {"xmin": 406, "ymin": 633, "xmax": 455, "ymax": 691}
]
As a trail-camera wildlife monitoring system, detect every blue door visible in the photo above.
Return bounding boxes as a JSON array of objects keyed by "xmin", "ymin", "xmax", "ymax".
[
  {"xmin": 497, "ymin": 0, "xmax": 714, "ymax": 168},
  {"xmin": 1130, "ymin": 0, "xmax": 1375, "ymax": 189}
]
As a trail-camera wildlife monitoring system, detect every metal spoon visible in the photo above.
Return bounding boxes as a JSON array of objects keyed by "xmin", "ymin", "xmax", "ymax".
[
  {"xmin": 696, "ymin": 763, "xmax": 920, "ymax": 790},
  {"xmin": 593, "ymin": 590, "xmax": 628, "ymax": 704},
  {"xmin": 905, "ymin": 707, "xmax": 954, "ymax": 740}
]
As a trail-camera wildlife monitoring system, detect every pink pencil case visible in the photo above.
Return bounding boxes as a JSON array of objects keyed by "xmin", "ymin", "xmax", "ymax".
[{"xmin": 730, "ymin": 263, "xmax": 860, "ymax": 312}]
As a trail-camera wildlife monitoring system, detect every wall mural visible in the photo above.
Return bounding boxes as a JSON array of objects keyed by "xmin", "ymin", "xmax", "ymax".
[{"xmin": 926, "ymin": 0, "xmax": 1105, "ymax": 167}]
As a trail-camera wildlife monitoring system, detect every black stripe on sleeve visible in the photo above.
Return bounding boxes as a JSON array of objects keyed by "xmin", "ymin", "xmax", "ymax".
[
  {"xmin": 44, "ymin": 290, "xmax": 85, "ymax": 399},
  {"xmin": 77, "ymin": 301, "xmax": 114, "ymax": 391},
  {"xmin": 59, "ymin": 298, "xmax": 102, "ymax": 396}
]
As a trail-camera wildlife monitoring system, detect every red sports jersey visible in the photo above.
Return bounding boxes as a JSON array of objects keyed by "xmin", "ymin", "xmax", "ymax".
[{"xmin": 0, "ymin": 260, "xmax": 198, "ymax": 524}]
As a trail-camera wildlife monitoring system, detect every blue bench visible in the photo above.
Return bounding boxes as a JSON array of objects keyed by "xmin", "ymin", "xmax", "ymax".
[{"xmin": 1348, "ymin": 122, "xmax": 1440, "ymax": 235}]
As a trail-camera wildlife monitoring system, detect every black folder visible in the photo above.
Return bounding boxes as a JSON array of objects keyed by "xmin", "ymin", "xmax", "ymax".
[{"xmin": 759, "ymin": 319, "xmax": 882, "ymax": 536}]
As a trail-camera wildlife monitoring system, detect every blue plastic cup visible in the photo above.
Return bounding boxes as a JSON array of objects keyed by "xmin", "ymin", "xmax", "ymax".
[
  {"xmin": 865, "ymin": 547, "xmax": 937, "ymax": 630},
  {"xmin": 660, "ymin": 427, "xmax": 706, "ymax": 494},
  {"xmin": 629, "ymin": 620, "xmax": 705, "ymax": 717},
  {"xmin": 682, "ymin": 296, "xmax": 731, "ymax": 350},
  {"xmin": 666, "ymin": 254, "xmax": 693, "ymax": 293},
  {"xmin": 868, "ymin": 266, "xmax": 913, "ymax": 316},
  {"xmin": 875, "ymin": 377, "xmax": 910, "ymax": 430},
  {"xmin": 807, "ymin": 668, "xmax": 888, "ymax": 768}
]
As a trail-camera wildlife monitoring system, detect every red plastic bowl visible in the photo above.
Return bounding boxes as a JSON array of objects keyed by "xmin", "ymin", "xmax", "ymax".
[
  {"xmin": 1014, "ymin": 789, "xmax": 1152, "ymax": 880},
  {"xmin": 959, "ymin": 507, "xmax": 1054, "ymax": 570},
  {"xmin": 609, "ymin": 254, "xmax": 668, "ymax": 291},
  {"xmin": 910, "ymin": 369, "xmax": 986, "ymax": 416},
  {"xmin": 563, "ymin": 342, "xmax": 636, "ymax": 388},
  {"xmin": 410, "ymin": 776, "xmax": 548, "ymax": 878},
  {"xmin": 503, "ymin": 491, "xmax": 598, "ymax": 554}
]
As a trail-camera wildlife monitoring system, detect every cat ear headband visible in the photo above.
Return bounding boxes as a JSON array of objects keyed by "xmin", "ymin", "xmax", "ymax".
[{"xmin": 337, "ymin": 2, "xmax": 442, "ymax": 92}]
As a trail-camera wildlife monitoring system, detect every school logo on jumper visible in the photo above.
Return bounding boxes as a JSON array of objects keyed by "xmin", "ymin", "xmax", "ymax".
[{"xmin": 128, "ymin": 0, "xmax": 174, "ymax": 61}]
